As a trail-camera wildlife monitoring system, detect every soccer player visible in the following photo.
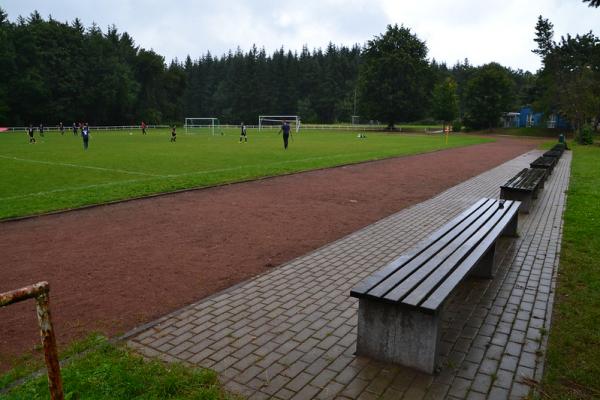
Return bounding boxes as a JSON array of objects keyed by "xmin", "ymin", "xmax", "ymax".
[
  {"xmin": 82, "ymin": 123, "xmax": 90, "ymax": 150},
  {"xmin": 59, "ymin": 122, "xmax": 64, "ymax": 135},
  {"xmin": 27, "ymin": 124, "xmax": 36, "ymax": 144},
  {"xmin": 278, "ymin": 120, "xmax": 291, "ymax": 150},
  {"xmin": 239, "ymin": 122, "xmax": 247, "ymax": 143},
  {"xmin": 170, "ymin": 125, "xmax": 177, "ymax": 142},
  {"xmin": 39, "ymin": 123, "xmax": 44, "ymax": 137},
  {"xmin": 72, "ymin": 122, "xmax": 78, "ymax": 136},
  {"xmin": 141, "ymin": 121, "xmax": 147, "ymax": 135}
]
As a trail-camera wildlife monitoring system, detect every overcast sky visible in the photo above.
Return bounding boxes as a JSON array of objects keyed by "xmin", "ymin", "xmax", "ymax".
[{"xmin": 3, "ymin": 0, "xmax": 598, "ymax": 72}]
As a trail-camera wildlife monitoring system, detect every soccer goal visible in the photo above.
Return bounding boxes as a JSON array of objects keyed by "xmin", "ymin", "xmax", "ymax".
[
  {"xmin": 184, "ymin": 118, "xmax": 220, "ymax": 135},
  {"xmin": 258, "ymin": 115, "xmax": 301, "ymax": 133}
]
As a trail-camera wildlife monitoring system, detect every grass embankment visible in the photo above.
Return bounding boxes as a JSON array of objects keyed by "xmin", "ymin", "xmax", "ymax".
[
  {"xmin": 539, "ymin": 142, "xmax": 600, "ymax": 399},
  {"xmin": 1, "ymin": 335, "xmax": 231, "ymax": 400},
  {"xmin": 0, "ymin": 129, "xmax": 488, "ymax": 219}
]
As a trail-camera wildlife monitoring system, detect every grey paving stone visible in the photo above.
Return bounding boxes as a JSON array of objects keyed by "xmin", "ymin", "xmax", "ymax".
[
  {"xmin": 471, "ymin": 373, "xmax": 493, "ymax": 394},
  {"xmin": 494, "ymin": 369, "xmax": 515, "ymax": 390},
  {"xmin": 509, "ymin": 381, "xmax": 531, "ymax": 399},
  {"xmin": 315, "ymin": 381, "xmax": 344, "ymax": 399},
  {"xmin": 448, "ymin": 377, "xmax": 472, "ymax": 399},
  {"xmin": 339, "ymin": 378, "xmax": 369, "ymax": 399},
  {"xmin": 466, "ymin": 392, "xmax": 487, "ymax": 400},
  {"xmin": 129, "ymin": 150, "xmax": 571, "ymax": 400},
  {"xmin": 488, "ymin": 386, "xmax": 510, "ymax": 400},
  {"xmin": 286, "ymin": 371, "xmax": 314, "ymax": 392}
]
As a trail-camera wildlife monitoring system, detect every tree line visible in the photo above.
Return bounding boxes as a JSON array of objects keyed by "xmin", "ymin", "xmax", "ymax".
[{"xmin": 0, "ymin": 8, "xmax": 597, "ymax": 135}]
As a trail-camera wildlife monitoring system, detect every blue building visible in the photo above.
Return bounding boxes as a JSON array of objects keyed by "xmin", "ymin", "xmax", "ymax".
[{"xmin": 501, "ymin": 107, "xmax": 570, "ymax": 129}]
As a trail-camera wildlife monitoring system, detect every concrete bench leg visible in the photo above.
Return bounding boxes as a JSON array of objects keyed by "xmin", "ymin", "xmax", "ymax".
[
  {"xmin": 500, "ymin": 189, "xmax": 532, "ymax": 214},
  {"xmin": 356, "ymin": 298, "xmax": 440, "ymax": 374},
  {"xmin": 502, "ymin": 212, "xmax": 519, "ymax": 237},
  {"xmin": 471, "ymin": 243, "xmax": 496, "ymax": 278}
]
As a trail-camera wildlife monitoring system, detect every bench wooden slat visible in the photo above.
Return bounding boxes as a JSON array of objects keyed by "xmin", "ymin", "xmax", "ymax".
[
  {"xmin": 381, "ymin": 202, "xmax": 503, "ymax": 303},
  {"xmin": 399, "ymin": 201, "xmax": 518, "ymax": 308},
  {"xmin": 420, "ymin": 200, "xmax": 520, "ymax": 311},
  {"xmin": 363, "ymin": 199, "xmax": 497, "ymax": 299},
  {"xmin": 530, "ymin": 156, "xmax": 556, "ymax": 169},
  {"xmin": 543, "ymin": 150, "xmax": 562, "ymax": 158},
  {"xmin": 503, "ymin": 169, "xmax": 531, "ymax": 189},
  {"xmin": 350, "ymin": 198, "xmax": 490, "ymax": 297},
  {"xmin": 501, "ymin": 168, "xmax": 545, "ymax": 192}
]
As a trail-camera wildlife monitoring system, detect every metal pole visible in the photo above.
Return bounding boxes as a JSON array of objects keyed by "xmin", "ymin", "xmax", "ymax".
[{"xmin": 0, "ymin": 282, "xmax": 64, "ymax": 400}]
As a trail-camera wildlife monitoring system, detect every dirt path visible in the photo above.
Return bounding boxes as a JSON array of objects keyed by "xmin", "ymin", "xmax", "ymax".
[{"xmin": 0, "ymin": 136, "xmax": 540, "ymax": 369}]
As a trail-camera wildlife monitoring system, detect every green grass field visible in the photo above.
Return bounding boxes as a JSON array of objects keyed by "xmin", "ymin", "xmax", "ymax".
[{"xmin": 0, "ymin": 128, "xmax": 490, "ymax": 219}]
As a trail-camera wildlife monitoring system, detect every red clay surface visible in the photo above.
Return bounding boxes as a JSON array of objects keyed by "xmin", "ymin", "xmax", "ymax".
[{"xmin": 0, "ymin": 136, "xmax": 540, "ymax": 370}]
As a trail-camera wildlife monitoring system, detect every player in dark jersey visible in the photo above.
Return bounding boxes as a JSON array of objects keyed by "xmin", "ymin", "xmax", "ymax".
[
  {"xmin": 170, "ymin": 125, "xmax": 176, "ymax": 142},
  {"xmin": 59, "ymin": 122, "xmax": 64, "ymax": 135},
  {"xmin": 278, "ymin": 120, "xmax": 291, "ymax": 149},
  {"xmin": 81, "ymin": 123, "xmax": 90, "ymax": 150},
  {"xmin": 27, "ymin": 124, "xmax": 36, "ymax": 143},
  {"xmin": 72, "ymin": 122, "xmax": 78, "ymax": 136},
  {"xmin": 239, "ymin": 122, "xmax": 247, "ymax": 143},
  {"xmin": 38, "ymin": 123, "xmax": 44, "ymax": 137}
]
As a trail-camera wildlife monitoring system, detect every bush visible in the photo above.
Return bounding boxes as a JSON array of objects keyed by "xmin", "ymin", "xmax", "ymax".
[
  {"xmin": 452, "ymin": 120, "xmax": 462, "ymax": 132},
  {"xmin": 577, "ymin": 124, "xmax": 594, "ymax": 145}
]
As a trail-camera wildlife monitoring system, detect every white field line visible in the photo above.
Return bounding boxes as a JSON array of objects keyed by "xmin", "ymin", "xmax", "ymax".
[
  {"xmin": 0, "ymin": 155, "xmax": 168, "ymax": 178},
  {"xmin": 0, "ymin": 178, "xmax": 158, "ymax": 201},
  {"xmin": 0, "ymin": 152, "xmax": 380, "ymax": 201}
]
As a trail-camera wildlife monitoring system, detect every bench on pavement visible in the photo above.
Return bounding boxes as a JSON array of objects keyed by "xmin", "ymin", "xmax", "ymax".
[
  {"xmin": 350, "ymin": 198, "xmax": 520, "ymax": 373},
  {"xmin": 543, "ymin": 150, "xmax": 562, "ymax": 159},
  {"xmin": 530, "ymin": 156, "xmax": 557, "ymax": 175},
  {"xmin": 552, "ymin": 143, "xmax": 566, "ymax": 155},
  {"xmin": 500, "ymin": 168, "xmax": 546, "ymax": 213}
]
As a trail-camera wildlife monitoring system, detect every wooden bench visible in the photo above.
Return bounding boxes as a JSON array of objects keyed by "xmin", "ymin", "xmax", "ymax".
[
  {"xmin": 500, "ymin": 168, "xmax": 546, "ymax": 213},
  {"xmin": 350, "ymin": 198, "xmax": 520, "ymax": 373},
  {"xmin": 530, "ymin": 156, "xmax": 556, "ymax": 174},
  {"xmin": 543, "ymin": 150, "xmax": 562, "ymax": 159}
]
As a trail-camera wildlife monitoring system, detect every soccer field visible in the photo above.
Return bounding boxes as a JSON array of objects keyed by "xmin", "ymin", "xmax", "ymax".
[{"xmin": 0, "ymin": 128, "xmax": 491, "ymax": 219}]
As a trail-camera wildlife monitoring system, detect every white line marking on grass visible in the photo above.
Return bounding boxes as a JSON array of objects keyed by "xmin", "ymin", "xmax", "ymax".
[
  {"xmin": 0, "ymin": 155, "xmax": 168, "ymax": 178},
  {"xmin": 1, "ymin": 152, "xmax": 380, "ymax": 201},
  {"xmin": 173, "ymin": 152, "xmax": 378, "ymax": 178},
  {"xmin": 0, "ymin": 178, "xmax": 158, "ymax": 201}
]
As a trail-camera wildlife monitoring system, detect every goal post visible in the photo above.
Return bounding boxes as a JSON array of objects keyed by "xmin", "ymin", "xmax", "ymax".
[
  {"xmin": 258, "ymin": 115, "xmax": 301, "ymax": 133},
  {"xmin": 184, "ymin": 118, "xmax": 219, "ymax": 135}
]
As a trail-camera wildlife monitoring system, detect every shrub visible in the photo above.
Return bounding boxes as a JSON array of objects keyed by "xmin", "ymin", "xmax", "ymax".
[
  {"xmin": 577, "ymin": 124, "xmax": 594, "ymax": 145},
  {"xmin": 452, "ymin": 120, "xmax": 462, "ymax": 132}
]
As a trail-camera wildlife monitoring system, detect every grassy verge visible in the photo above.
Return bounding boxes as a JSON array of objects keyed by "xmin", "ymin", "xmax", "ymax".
[
  {"xmin": 539, "ymin": 143, "xmax": 600, "ymax": 399},
  {"xmin": 1, "ymin": 336, "xmax": 231, "ymax": 399},
  {"xmin": 0, "ymin": 334, "xmax": 105, "ymax": 390}
]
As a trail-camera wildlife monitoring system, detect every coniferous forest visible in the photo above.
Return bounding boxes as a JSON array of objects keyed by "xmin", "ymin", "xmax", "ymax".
[{"xmin": 1, "ymin": 9, "xmax": 598, "ymax": 131}]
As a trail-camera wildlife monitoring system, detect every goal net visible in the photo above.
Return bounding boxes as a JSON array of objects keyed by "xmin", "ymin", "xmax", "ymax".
[
  {"xmin": 258, "ymin": 115, "xmax": 301, "ymax": 133},
  {"xmin": 184, "ymin": 118, "xmax": 219, "ymax": 135}
]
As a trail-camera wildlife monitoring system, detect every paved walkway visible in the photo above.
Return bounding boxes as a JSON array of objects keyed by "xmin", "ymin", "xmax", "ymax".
[{"xmin": 128, "ymin": 149, "xmax": 571, "ymax": 400}]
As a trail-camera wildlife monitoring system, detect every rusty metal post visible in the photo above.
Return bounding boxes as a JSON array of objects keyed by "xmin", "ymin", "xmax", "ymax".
[{"xmin": 0, "ymin": 281, "xmax": 64, "ymax": 400}]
